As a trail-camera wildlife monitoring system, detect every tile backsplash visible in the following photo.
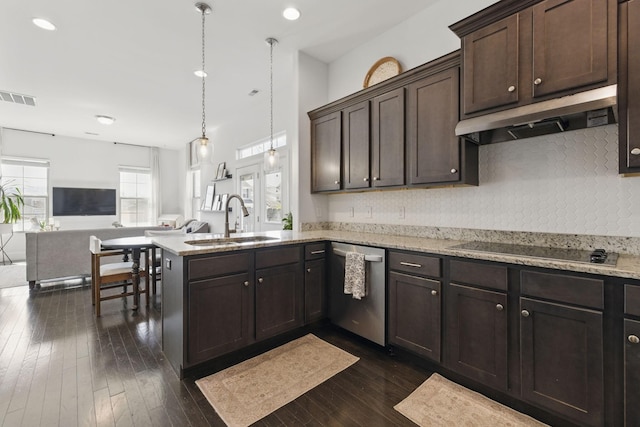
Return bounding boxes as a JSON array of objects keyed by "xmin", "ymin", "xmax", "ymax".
[{"xmin": 326, "ymin": 124, "xmax": 640, "ymax": 237}]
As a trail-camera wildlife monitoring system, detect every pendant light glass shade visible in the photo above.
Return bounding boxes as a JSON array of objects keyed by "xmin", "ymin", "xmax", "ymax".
[
  {"xmin": 195, "ymin": 2, "xmax": 211, "ymax": 159},
  {"xmin": 264, "ymin": 37, "xmax": 279, "ymax": 172}
]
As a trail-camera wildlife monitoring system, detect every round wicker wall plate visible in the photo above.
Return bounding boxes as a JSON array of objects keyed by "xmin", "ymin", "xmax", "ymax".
[{"xmin": 363, "ymin": 57, "xmax": 402, "ymax": 88}]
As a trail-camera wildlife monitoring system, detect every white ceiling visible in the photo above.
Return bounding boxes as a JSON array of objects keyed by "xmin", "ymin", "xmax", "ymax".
[{"xmin": 0, "ymin": 0, "xmax": 439, "ymax": 150}]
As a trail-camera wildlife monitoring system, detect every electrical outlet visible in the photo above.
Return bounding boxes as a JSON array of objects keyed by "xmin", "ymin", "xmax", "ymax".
[
  {"xmin": 366, "ymin": 206, "xmax": 372, "ymax": 218},
  {"xmin": 399, "ymin": 206, "xmax": 405, "ymax": 219}
]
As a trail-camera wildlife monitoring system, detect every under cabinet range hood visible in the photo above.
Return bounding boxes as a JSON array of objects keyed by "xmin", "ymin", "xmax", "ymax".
[{"xmin": 455, "ymin": 85, "xmax": 618, "ymax": 145}]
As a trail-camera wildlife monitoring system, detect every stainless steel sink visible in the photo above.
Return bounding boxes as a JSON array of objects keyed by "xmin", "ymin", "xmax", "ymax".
[{"xmin": 185, "ymin": 235, "xmax": 279, "ymax": 246}]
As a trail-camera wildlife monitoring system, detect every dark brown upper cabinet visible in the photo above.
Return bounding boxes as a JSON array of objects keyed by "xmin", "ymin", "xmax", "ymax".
[
  {"xmin": 619, "ymin": 0, "xmax": 640, "ymax": 173},
  {"xmin": 342, "ymin": 101, "xmax": 371, "ymax": 190},
  {"xmin": 372, "ymin": 88, "xmax": 405, "ymax": 188},
  {"xmin": 311, "ymin": 111, "xmax": 341, "ymax": 192},
  {"xmin": 451, "ymin": 0, "xmax": 617, "ymax": 118},
  {"xmin": 407, "ymin": 66, "xmax": 478, "ymax": 186}
]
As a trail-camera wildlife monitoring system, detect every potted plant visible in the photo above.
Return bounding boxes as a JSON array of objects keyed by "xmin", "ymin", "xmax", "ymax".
[
  {"xmin": 282, "ymin": 212, "xmax": 293, "ymax": 230},
  {"xmin": 0, "ymin": 180, "xmax": 24, "ymax": 233}
]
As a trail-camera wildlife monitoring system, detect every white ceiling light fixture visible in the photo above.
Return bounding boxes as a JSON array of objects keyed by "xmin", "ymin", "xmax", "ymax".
[
  {"xmin": 32, "ymin": 18, "xmax": 56, "ymax": 31},
  {"xmin": 95, "ymin": 115, "xmax": 116, "ymax": 125},
  {"xmin": 282, "ymin": 7, "xmax": 300, "ymax": 21},
  {"xmin": 264, "ymin": 37, "xmax": 280, "ymax": 173},
  {"xmin": 194, "ymin": 2, "xmax": 212, "ymax": 158}
]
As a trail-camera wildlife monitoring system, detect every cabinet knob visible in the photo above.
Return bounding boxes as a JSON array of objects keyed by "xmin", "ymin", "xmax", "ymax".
[
  {"xmin": 431, "ymin": 290, "xmax": 438, "ymax": 296},
  {"xmin": 534, "ymin": 78, "xmax": 542, "ymax": 85},
  {"xmin": 243, "ymin": 281, "xmax": 249, "ymax": 287},
  {"xmin": 334, "ymin": 180, "xmax": 340, "ymax": 185},
  {"xmin": 631, "ymin": 148, "xmax": 640, "ymax": 156},
  {"xmin": 521, "ymin": 310, "xmax": 530, "ymax": 317},
  {"xmin": 508, "ymin": 85, "xmax": 516, "ymax": 92},
  {"xmin": 258, "ymin": 277, "xmax": 264, "ymax": 284},
  {"xmin": 364, "ymin": 177, "xmax": 369, "ymax": 182},
  {"xmin": 496, "ymin": 304, "xmax": 504, "ymax": 311},
  {"xmin": 450, "ymin": 168, "xmax": 457, "ymax": 174},
  {"xmin": 373, "ymin": 177, "xmax": 379, "ymax": 181},
  {"xmin": 630, "ymin": 335, "xmax": 640, "ymax": 344},
  {"xmin": 307, "ymin": 268, "xmax": 312, "ymax": 273}
]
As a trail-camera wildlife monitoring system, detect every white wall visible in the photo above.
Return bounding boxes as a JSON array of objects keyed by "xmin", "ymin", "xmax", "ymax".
[{"xmin": 1, "ymin": 128, "xmax": 182, "ymax": 260}]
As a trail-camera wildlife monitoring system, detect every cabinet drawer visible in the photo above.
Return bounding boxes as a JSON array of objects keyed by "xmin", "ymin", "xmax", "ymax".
[
  {"xmin": 625, "ymin": 285, "xmax": 640, "ymax": 316},
  {"xmin": 449, "ymin": 259, "xmax": 507, "ymax": 291},
  {"xmin": 389, "ymin": 251, "xmax": 441, "ymax": 278},
  {"xmin": 188, "ymin": 252, "xmax": 252, "ymax": 281},
  {"xmin": 305, "ymin": 242, "xmax": 327, "ymax": 260},
  {"xmin": 521, "ymin": 270, "xmax": 603, "ymax": 310},
  {"xmin": 256, "ymin": 245, "xmax": 301, "ymax": 269}
]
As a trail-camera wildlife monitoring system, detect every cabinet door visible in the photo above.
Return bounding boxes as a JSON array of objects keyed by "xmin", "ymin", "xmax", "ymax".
[
  {"xmin": 619, "ymin": 0, "xmax": 640, "ymax": 172},
  {"xmin": 255, "ymin": 264, "xmax": 303, "ymax": 341},
  {"xmin": 342, "ymin": 101, "xmax": 371, "ymax": 190},
  {"xmin": 625, "ymin": 319, "xmax": 640, "ymax": 426},
  {"xmin": 532, "ymin": 0, "xmax": 609, "ymax": 98},
  {"xmin": 407, "ymin": 67, "xmax": 461, "ymax": 185},
  {"xmin": 445, "ymin": 283, "xmax": 508, "ymax": 390},
  {"xmin": 372, "ymin": 87, "xmax": 405, "ymax": 187},
  {"xmin": 520, "ymin": 297, "xmax": 604, "ymax": 427},
  {"xmin": 311, "ymin": 111, "xmax": 341, "ymax": 192},
  {"xmin": 188, "ymin": 273, "xmax": 252, "ymax": 364},
  {"xmin": 305, "ymin": 258, "xmax": 326, "ymax": 324},
  {"xmin": 389, "ymin": 272, "xmax": 441, "ymax": 362},
  {"xmin": 462, "ymin": 14, "xmax": 519, "ymax": 114}
]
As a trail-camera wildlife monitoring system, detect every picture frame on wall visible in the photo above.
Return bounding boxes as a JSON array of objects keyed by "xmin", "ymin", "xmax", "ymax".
[
  {"xmin": 220, "ymin": 193, "xmax": 228, "ymax": 211},
  {"xmin": 216, "ymin": 162, "xmax": 226, "ymax": 180},
  {"xmin": 202, "ymin": 184, "xmax": 215, "ymax": 210},
  {"xmin": 212, "ymin": 194, "xmax": 221, "ymax": 211}
]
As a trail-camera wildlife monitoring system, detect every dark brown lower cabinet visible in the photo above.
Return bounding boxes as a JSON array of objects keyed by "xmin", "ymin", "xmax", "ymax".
[
  {"xmin": 520, "ymin": 297, "xmax": 604, "ymax": 427},
  {"xmin": 188, "ymin": 272, "xmax": 252, "ymax": 364},
  {"xmin": 255, "ymin": 263, "xmax": 304, "ymax": 341},
  {"xmin": 625, "ymin": 319, "xmax": 640, "ymax": 426},
  {"xmin": 305, "ymin": 258, "xmax": 326, "ymax": 323},
  {"xmin": 445, "ymin": 282, "xmax": 508, "ymax": 391},
  {"xmin": 388, "ymin": 271, "xmax": 441, "ymax": 361}
]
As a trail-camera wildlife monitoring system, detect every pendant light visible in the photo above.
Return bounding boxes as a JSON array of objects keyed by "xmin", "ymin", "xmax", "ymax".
[
  {"xmin": 195, "ymin": 2, "xmax": 211, "ymax": 158},
  {"xmin": 264, "ymin": 37, "xmax": 280, "ymax": 172}
]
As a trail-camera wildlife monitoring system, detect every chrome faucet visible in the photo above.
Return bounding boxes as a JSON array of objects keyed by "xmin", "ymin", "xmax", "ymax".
[{"xmin": 224, "ymin": 194, "xmax": 250, "ymax": 238}]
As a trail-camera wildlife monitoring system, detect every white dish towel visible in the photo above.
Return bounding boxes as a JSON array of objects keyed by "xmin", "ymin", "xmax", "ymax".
[{"xmin": 344, "ymin": 252, "xmax": 366, "ymax": 300}]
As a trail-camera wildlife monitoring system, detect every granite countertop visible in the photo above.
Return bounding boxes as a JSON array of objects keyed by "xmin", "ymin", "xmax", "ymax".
[{"xmin": 151, "ymin": 230, "xmax": 640, "ymax": 280}]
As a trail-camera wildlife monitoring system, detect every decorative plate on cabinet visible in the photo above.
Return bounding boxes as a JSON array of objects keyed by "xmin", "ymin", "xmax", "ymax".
[{"xmin": 363, "ymin": 57, "xmax": 402, "ymax": 88}]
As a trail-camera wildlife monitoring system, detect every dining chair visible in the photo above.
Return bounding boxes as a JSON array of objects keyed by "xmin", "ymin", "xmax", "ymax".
[{"xmin": 89, "ymin": 235, "xmax": 149, "ymax": 316}]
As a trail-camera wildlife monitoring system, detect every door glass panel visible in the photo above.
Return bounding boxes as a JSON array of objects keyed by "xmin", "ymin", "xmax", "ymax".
[
  {"xmin": 265, "ymin": 171, "xmax": 282, "ymax": 223},
  {"xmin": 240, "ymin": 172, "xmax": 255, "ymax": 232}
]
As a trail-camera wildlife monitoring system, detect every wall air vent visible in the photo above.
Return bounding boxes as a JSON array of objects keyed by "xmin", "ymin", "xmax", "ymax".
[{"xmin": 0, "ymin": 90, "xmax": 37, "ymax": 106}]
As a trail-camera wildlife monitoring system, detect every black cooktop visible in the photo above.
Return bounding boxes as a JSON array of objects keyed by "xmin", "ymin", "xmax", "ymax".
[{"xmin": 450, "ymin": 241, "xmax": 618, "ymax": 266}]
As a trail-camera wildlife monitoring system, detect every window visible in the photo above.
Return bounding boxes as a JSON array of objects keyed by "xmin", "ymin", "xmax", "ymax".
[
  {"xmin": 236, "ymin": 132, "xmax": 287, "ymax": 160},
  {"xmin": 191, "ymin": 168, "xmax": 201, "ymax": 218},
  {"xmin": 0, "ymin": 157, "xmax": 49, "ymax": 232},
  {"xmin": 119, "ymin": 167, "xmax": 151, "ymax": 226}
]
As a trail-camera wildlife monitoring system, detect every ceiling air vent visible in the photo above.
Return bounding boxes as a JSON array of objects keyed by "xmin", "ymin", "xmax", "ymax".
[{"xmin": 0, "ymin": 91, "xmax": 37, "ymax": 106}]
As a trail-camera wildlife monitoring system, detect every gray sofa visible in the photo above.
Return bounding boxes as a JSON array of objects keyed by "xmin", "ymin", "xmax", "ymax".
[{"xmin": 26, "ymin": 226, "xmax": 163, "ymax": 288}]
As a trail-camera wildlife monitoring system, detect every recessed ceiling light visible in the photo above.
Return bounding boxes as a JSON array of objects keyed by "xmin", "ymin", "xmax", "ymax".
[
  {"xmin": 95, "ymin": 115, "xmax": 116, "ymax": 125},
  {"xmin": 32, "ymin": 18, "xmax": 56, "ymax": 31},
  {"xmin": 194, "ymin": 70, "xmax": 208, "ymax": 78},
  {"xmin": 283, "ymin": 7, "xmax": 300, "ymax": 20}
]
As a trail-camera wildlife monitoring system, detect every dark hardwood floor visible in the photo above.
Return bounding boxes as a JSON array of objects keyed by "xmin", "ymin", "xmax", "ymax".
[{"xmin": 0, "ymin": 281, "xmax": 432, "ymax": 427}]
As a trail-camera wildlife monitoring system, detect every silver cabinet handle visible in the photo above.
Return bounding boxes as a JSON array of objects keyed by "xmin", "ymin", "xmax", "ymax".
[
  {"xmin": 310, "ymin": 250, "xmax": 325, "ymax": 255},
  {"xmin": 364, "ymin": 177, "xmax": 369, "ymax": 182},
  {"xmin": 631, "ymin": 148, "xmax": 640, "ymax": 155},
  {"xmin": 373, "ymin": 177, "xmax": 379, "ymax": 181},
  {"xmin": 508, "ymin": 85, "xmax": 516, "ymax": 92},
  {"xmin": 534, "ymin": 78, "xmax": 542, "ymax": 85},
  {"xmin": 496, "ymin": 304, "xmax": 504, "ymax": 311},
  {"xmin": 630, "ymin": 335, "xmax": 640, "ymax": 344},
  {"xmin": 431, "ymin": 290, "xmax": 438, "ymax": 296},
  {"xmin": 334, "ymin": 180, "xmax": 340, "ymax": 185},
  {"xmin": 243, "ymin": 281, "xmax": 250, "ymax": 287},
  {"xmin": 521, "ymin": 310, "xmax": 530, "ymax": 317},
  {"xmin": 450, "ymin": 168, "xmax": 457, "ymax": 174},
  {"xmin": 258, "ymin": 277, "xmax": 264, "ymax": 284},
  {"xmin": 400, "ymin": 261, "xmax": 422, "ymax": 268},
  {"xmin": 307, "ymin": 268, "xmax": 311, "ymax": 273}
]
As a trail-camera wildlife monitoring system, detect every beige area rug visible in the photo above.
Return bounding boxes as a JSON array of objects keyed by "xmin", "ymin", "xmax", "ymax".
[
  {"xmin": 0, "ymin": 262, "xmax": 28, "ymax": 289},
  {"xmin": 196, "ymin": 334, "xmax": 359, "ymax": 427},
  {"xmin": 395, "ymin": 374, "xmax": 548, "ymax": 426}
]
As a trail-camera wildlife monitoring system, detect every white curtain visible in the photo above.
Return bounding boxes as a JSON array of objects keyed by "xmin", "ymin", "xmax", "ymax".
[{"xmin": 150, "ymin": 147, "xmax": 161, "ymax": 224}]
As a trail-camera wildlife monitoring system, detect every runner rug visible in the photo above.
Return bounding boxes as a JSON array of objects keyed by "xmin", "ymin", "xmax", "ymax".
[
  {"xmin": 195, "ymin": 334, "xmax": 359, "ymax": 427},
  {"xmin": 395, "ymin": 373, "xmax": 548, "ymax": 426}
]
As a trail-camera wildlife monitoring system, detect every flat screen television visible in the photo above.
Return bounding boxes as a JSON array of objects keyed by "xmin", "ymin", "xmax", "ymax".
[{"xmin": 52, "ymin": 187, "xmax": 117, "ymax": 216}]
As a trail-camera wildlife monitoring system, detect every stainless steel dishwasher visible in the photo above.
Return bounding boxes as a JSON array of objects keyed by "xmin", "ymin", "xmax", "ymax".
[{"xmin": 329, "ymin": 242, "xmax": 386, "ymax": 346}]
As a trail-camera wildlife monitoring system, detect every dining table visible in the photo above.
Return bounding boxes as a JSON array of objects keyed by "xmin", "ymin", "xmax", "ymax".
[{"xmin": 101, "ymin": 235, "xmax": 157, "ymax": 310}]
